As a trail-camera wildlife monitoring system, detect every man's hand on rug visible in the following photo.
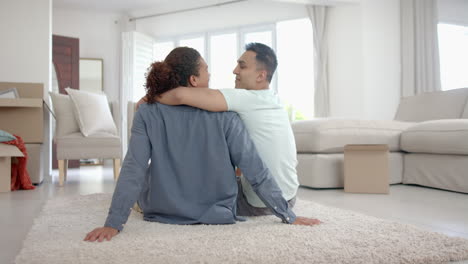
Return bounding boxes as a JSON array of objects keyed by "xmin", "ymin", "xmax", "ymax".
[
  {"xmin": 292, "ymin": 216, "xmax": 321, "ymax": 226},
  {"xmin": 84, "ymin": 227, "xmax": 119, "ymax": 242}
]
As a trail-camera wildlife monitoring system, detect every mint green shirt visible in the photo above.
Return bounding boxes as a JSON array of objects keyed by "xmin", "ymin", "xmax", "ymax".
[{"xmin": 220, "ymin": 89, "xmax": 299, "ymax": 207}]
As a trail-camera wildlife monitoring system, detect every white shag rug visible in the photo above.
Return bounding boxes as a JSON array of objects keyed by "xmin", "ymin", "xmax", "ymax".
[{"xmin": 15, "ymin": 193, "xmax": 468, "ymax": 264}]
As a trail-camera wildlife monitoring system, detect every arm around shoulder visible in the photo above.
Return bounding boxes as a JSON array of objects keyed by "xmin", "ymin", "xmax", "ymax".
[{"xmin": 176, "ymin": 87, "xmax": 228, "ymax": 112}]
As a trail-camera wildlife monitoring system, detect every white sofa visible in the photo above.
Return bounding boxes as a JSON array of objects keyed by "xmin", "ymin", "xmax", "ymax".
[{"xmin": 292, "ymin": 88, "xmax": 468, "ymax": 193}]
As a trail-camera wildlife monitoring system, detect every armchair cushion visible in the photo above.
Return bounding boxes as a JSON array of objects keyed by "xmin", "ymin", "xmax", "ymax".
[
  {"xmin": 401, "ymin": 119, "xmax": 468, "ymax": 155},
  {"xmin": 292, "ymin": 119, "xmax": 414, "ymax": 153},
  {"xmin": 66, "ymin": 88, "xmax": 118, "ymax": 137},
  {"xmin": 49, "ymin": 92, "xmax": 80, "ymax": 138},
  {"xmin": 56, "ymin": 132, "xmax": 121, "ymax": 159}
]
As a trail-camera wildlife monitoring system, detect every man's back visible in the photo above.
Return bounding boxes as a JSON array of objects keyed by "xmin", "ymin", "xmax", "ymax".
[{"xmin": 219, "ymin": 89, "xmax": 299, "ymax": 208}]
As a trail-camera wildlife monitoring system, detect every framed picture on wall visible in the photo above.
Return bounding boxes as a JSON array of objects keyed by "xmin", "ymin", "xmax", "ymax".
[{"xmin": 0, "ymin": 88, "xmax": 19, "ymax": 99}]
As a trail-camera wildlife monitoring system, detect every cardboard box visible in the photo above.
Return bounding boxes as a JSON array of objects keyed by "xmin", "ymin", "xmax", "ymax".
[
  {"xmin": 344, "ymin": 144, "xmax": 389, "ymax": 194},
  {"xmin": 25, "ymin": 144, "xmax": 43, "ymax": 184},
  {"xmin": 0, "ymin": 82, "xmax": 50, "ymax": 143},
  {"xmin": 0, "ymin": 144, "xmax": 24, "ymax": 192}
]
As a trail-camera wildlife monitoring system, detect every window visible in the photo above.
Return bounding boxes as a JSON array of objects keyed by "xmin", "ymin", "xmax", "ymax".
[
  {"xmin": 243, "ymin": 31, "xmax": 273, "ymax": 48},
  {"xmin": 438, "ymin": 23, "xmax": 468, "ymax": 91},
  {"xmin": 277, "ymin": 18, "xmax": 314, "ymax": 120},
  {"xmin": 209, "ymin": 33, "xmax": 237, "ymax": 89},
  {"xmin": 179, "ymin": 36, "xmax": 205, "ymax": 58},
  {"xmin": 134, "ymin": 33, "xmax": 155, "ymax": 101},
  {"xmin": 153, "ymin": 41, "xmax": 174, "ymax": 62},
  {"xmin": 150, "ymin": 18, "xmax": 315, "ymax": 120}
]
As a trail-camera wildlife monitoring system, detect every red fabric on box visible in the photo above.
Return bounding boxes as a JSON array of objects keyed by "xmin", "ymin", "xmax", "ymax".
[{"xmin": 1, "ymin": 135, "xmax": 35, "ymax": 191}]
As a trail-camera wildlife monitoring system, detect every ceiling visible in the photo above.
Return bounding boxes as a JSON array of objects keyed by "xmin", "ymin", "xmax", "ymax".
[
  {"xmin": 53, "ymin": 0, "xmax": 360, "ymax": 16},
  {"xmin": 53, "ymin": 0, "xmax": 190, "ymax": 13}
]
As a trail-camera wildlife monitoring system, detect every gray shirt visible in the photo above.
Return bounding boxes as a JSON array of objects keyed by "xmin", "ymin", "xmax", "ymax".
[{"xmin": 105, "ymin": 103, "xmax": 296, "ymax": 231}]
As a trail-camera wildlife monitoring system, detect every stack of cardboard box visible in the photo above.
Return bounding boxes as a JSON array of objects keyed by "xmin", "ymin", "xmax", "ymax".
[{"xmin": 0, "ymin": 82, "xmax": 50, "ymax": 190}]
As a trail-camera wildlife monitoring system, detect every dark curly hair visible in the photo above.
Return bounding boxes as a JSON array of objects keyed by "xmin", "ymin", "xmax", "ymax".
[
  {"xmin": 245, "ymin": 42, "xmax": 278, "ymax": 83},
  {"xmin": 144, "ymin": 47, "xmax": 201, "ymax": 104}
]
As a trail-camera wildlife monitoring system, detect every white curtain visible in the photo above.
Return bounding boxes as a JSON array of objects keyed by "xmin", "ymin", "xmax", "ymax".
[
  {"xmin": 121, "ymin": 31, "xmax": 154, "ymax": 156},
  {"xmin": 401, "ymin": 0, "xmax": 441, "ymax": 97},
  {"xmin": 307, "ymin": 5, "xmax": 330, "ymax": 117}
]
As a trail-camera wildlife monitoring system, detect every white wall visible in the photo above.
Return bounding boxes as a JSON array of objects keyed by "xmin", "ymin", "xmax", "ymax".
[
  {"xmin": 0, "ymin": 0, "xmax": 52, "ymax": 94},
  {"xmin": 328, "ymin": 4, "xmax": 363, "ymax": 118},
  {"xmin": 361, "ymin": 0, "xmax": 400, "ymax": 120},
  {"xmin": 53, "ymin": 8, "xmax": 122, "ymax": 103},
  {"xmin": 327, "ymin": 0, "xmax": 400, "ymax": 120},
  {"xmin": 0, "ymin": 0, "xmax": 53, "ymax": 181},
  {"xmin": 135, "ymin": 1, "xmax": 307, "ymax": 38},
  {"xmin": 438, "ymin": 0, "xmax": 468, "ymax": 26}
]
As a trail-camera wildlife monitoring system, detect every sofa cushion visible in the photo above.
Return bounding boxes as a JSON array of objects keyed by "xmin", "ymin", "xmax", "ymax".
[
  {"xmin": 394, "ymin": 88, "xmax": 468, "ymax": 122},
  {"xmin": 401, "ymin": 119, "xmax": 468, "ymax": 155},
  {"xmin": 292, "ymin": 119, "xmax": 415, "ymax": 153}
]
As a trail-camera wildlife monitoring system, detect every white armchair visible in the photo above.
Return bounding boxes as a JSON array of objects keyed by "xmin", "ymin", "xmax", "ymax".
[{"xmin": 50, "ymin": 90, "xmax": 121, "ymax": 186}]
